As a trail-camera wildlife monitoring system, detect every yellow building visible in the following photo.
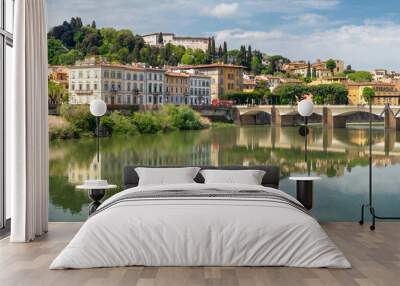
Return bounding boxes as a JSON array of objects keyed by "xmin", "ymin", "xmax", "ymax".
[
  {"xmin": 165, "ymin": 72, "xmax": 189, "ymax": 104},
  {"xmin": 175, "ymin": 63, "xmax": 244, "ymax": 100},
  {"xmin": 347, "ymin": 82, "xmax": 400, "ymax": 105},
  {"xmin": 308, "ymin": 76, "xmax": 348, "ymax": 86},
  {"xmin": 48, "ymin": 65, "xmax": 69, "ymax": 89}
]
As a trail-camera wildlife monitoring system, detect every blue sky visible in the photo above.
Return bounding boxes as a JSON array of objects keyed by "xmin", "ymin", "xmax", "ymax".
[{"xmin": 48, "ymin": 0, "xmax": 400, "ymax": 70}]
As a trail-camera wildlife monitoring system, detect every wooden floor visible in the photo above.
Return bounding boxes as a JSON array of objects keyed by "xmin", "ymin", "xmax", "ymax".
[{"xmin": 0, "ymin": 222, "xmax": 399, "ymax": 286}]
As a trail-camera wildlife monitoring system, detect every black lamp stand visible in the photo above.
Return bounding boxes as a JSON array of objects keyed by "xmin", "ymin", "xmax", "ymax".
[{"xmin": 359, "ymin": 95, "xmax": 400, "ymax": 230}]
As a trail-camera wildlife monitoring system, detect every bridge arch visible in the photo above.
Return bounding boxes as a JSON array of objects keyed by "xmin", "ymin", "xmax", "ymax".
[{"xmin": 239, "ymin": 110, "xmax": 271, "ymax": 125}]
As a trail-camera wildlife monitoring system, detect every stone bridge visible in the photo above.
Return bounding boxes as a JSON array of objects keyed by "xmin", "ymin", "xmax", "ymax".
[{"xmin": 233, "ymin": 105, "xmax": 400, "ymax": 129}]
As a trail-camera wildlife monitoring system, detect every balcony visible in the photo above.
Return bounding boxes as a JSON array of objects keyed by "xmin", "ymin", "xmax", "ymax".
[{"xmin": 75, "ymin": 90, "xmax": 93, "ymax": 95}]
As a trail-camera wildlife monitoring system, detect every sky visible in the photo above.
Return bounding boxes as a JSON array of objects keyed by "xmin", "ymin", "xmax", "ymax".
[{"xmin": 47, "ymin": 0, "xmax": 400, "ymax": 70}]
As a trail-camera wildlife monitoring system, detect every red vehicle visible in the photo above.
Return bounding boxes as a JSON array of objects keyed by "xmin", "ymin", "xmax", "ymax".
[{"xmin": 212, "ymin": 99, "xmax": 234, "ymax": 107}]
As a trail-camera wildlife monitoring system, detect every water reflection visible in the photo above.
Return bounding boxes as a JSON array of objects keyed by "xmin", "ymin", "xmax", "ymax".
[{"xmin": 49, "ymin": 126, "xmax": 400, "ymax": 222}]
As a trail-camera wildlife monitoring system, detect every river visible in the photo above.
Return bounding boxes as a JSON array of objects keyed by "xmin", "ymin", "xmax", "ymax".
[{"xmin": 49, "ymin": 125, "xmax": 400, "ymax": 222}]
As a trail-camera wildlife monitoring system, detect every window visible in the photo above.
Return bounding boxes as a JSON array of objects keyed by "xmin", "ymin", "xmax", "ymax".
[
  {"xmin": 104, "ymin": 70, "xmax": 109, "ymax": 78},
  {"xmin": 127, "ymin": 73, "xmax": 131, "ymax": 80},
  {"xmin": 1, "ymin": 0, "xmax": 14, "ymax": 229},
  {"xmin": 86, "ymin": 83, "xmax": 90, "ymax": 90},
  {"xmin": 104, "ymin": 82, "xmax": 109, "ymax": 90},
  {"xmin": 133, "ymin": 73, "xmax": 137, "ymax": 80},
  {"xmin": 94, "ymin": 84, "xmax": 97, "ymax": 90},
  {"xmin": 111, "ymin": 71, "xmax": 115, "ymax": 78},
  {"xmin": 127, "ymin": 83, "xmax": 131, "ymax": 91},
  {"xmin": 139, "ymin": 74, "xmax": 144, "ymax": 81}
]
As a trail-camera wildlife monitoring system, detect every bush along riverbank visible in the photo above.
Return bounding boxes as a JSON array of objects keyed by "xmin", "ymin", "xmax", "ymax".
[{"xmin": 49, "ymin": 104, "xmax": 209, "ymax": 140}]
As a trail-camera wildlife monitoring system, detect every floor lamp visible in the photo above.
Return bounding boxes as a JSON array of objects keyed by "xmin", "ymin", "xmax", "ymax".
[
  {"xmin": 90, "ymin": 99, "xmax": 107, "ymax": 164},
  {"xmin": 298, "ymin": 99, "xmax": 314, "ymax": 176},
  {"xmin": 359, "ymin": 95, "xmax": 400, "ymax": 230}
]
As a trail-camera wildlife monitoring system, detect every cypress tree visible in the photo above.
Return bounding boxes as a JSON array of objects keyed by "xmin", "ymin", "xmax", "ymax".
[
  {"xmin": 158, "ymin": 32, "xmax": 164, "ymax": 45},
  {"xmin": 306, "ymin": 61, "xmax": 311, "ymax": 78},
  {"xmin": 218, "ymin": 45, "xmax": 223, "ymax": 60},
  {"xmin": 211, "ymin": 37, "xmax": 216, "ymax": 62},
  {"xmin": 223, "ymin": 41, "xmax": 228, "ymax": 64},
  {"xmin": 247, "ymin": 45, "xmax": 252, "ymax": 69},
  {"xmin": 207, "ymin": 38, "xmax": 212, "ymax": 63}
]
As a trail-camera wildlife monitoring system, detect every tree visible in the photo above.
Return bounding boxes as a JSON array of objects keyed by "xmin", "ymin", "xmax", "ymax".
[
  {"xmin": 309, "ymin": 84, "xmax": 348, "ymax": 105},
  {"xmin": 273, "ymin": 83, "xmax": 307, "ymax": 104},
  {"xmin": 91, "ymin": 20, "xmax": 96, "ymax": 29},
  {"xmin": 48, "ymin": 80, "xmax": 69, "ymax": 105},
  {"xmin": 326, "ymin": 59, "xmax": 337, "ymax": 75},
  {"xmin": 217, "ymin": 45, "xmax": 222, "ymax": 60},
  {"xmin": 266, "ymin": 55, "xmax": 290, "ymax": 74},
  {"xmin": 306, "ymin": 61, "xmax": 311, "ymax": 78},
  {"xmin": 223, "ymin": 41, "xmax": 228, "ymax": 64},
  {"xmin": 237, "ymin": 45, "xmax": 247, "ymax": 67},
  {"xmin": 348, "ymin": 71, "xmax": 373, "ymax": 82},
  {"xmin": 158, "ymin": 32, "xmax": 163, "ymax": 45},
  {"xmin": 362, "ymin": 87, "xmax": 375, "ymax": 104},
  {"xmin": 181, "ymin": 49, "xmax": 195, "ymax": 65},
  {"xmin": 246, "ymin": 45, "xmax": 252, "ymax": 70},
  {"xmin": 207, "ymin": 38, "xmax": 213, "ymax": 64},
  {"xmin": 250, "ymin": 50, "xmax": 263, "ymax": 74},
  {"xmin": 211, "ymin": 37, "xmax": 216, "ymax": 62},
  {"xmin": 344, "ymin": 64, "xmax": 355, "ymax": 74},
  {"xmin": 48, "ymin": 38, "xmax": 68, "ymax": 65},
  {"xmin": 220, "ymin": 91, "xmax": 263, "ymax": 105}
]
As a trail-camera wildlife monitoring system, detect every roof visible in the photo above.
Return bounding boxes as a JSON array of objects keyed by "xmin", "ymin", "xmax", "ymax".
[
  {"xmin": 175, "ymin": 63, "xmax": 245, "ymax": 70},
  {"xmin": 142, "ymin": 32, "xmax": 174, "ymax": 37},
  {"xmin": 347, "ymin": 81, "xmax": 394, "ymax": 87},
  {"xmin": 69, "ymin": 63, "xmax": 165, "ymax": 72},
  {"xmin": 243, "ymin": 79, "xmax": 256, "ymax": 85},
  {"xmin": 165, "ymin": 71, "xmax": 190, "ymax": 77}
]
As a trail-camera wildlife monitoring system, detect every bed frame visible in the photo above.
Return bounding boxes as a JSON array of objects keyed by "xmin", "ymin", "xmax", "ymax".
[{"xmin": 123, "ymin": 165, "xmax": 280, "ymax": 190}]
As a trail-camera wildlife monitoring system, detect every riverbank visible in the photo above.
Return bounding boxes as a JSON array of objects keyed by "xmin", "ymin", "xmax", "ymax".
[{"xmin": 49, "ymin": 104, "xmax": 233, "ymax": 140}]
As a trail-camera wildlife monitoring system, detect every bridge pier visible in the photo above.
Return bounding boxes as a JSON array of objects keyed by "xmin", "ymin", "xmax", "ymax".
[
  {"xmin": 323, "ymin": 127, "xmax": 333, "ymax": 150},
  {"xmin": 271, "ymin": 106, "xmax": 281, "ymax": 126},
  {"xmin": 323, "ymin": 107, "xmax": 333, "ymax": 128},
  {"xmin": 323, "ymin": 107, "xmax": 347, "ymax": 128},
  {"xmin": 384, "ymin": 107, "xmax": 398, "ymax": 130}
]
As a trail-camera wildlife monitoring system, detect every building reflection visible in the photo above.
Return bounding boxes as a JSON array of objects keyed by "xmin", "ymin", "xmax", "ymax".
[{"xmin": 56, "ymin": 126, "xmax": 400, "ymax": 189}]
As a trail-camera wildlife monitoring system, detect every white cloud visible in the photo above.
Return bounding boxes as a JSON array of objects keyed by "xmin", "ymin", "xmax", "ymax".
[
  {"xmin": 203, "ymin": 2, "xmax": 240, "ymax": 19},
  {"xmin": 281, "ymin": 13, "xmax": 328, "ymax": 26},
  {"xmin": 297, "ymin": 13, "xmax": 327, "ymax": 25},
  {"xmin": 214, "ymin": 22, "xmax": 400, "ymax": 70}
]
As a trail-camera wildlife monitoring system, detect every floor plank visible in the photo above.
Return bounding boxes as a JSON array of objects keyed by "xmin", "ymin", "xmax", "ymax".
[{"xmin": 0, "ymin": 222, "xmax": 399, "ymax": 286}]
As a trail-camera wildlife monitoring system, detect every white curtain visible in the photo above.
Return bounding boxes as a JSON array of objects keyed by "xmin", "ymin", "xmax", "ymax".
[{"xmin": 7, "ymin": 0, "xmax": 49, "ymax": 242}]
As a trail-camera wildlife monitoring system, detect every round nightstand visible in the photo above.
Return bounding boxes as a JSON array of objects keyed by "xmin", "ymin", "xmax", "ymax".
[
  {"xmin": 77, "ymin": 184, "xmax": 117, "ymax": 215},
  {"xmin": 289, "ymin": 176, "xmax": 321, "ymax": 210}
]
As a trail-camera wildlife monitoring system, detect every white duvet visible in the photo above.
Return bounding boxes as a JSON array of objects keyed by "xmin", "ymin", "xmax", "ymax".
[{"xmin": 50, "ymin": 183, "xmax": 351, "ymax": 269}]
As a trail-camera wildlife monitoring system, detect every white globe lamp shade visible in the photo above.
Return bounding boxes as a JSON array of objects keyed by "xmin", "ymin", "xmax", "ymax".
[
  {"xmin": 298, "ymin": 99, "xmax": 314, "ymax": 117},
  {"xmin": 90, "ymin": 99, "xmax": 107, "ymax": 117}
]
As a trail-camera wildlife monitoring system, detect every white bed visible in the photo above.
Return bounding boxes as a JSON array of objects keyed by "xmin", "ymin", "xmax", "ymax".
[{"xmin": 50, "ymin": 183, "xmax": 351, "ymax": 269}]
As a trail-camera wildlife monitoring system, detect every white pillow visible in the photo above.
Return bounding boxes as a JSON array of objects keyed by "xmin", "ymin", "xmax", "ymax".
[
  {"xmin": 200, "ymin": 169, "xmax": 266, "ymax": 185},
  {"xmin": 135, "ymin": 167, "xmax": 200, "ymax": 186}
]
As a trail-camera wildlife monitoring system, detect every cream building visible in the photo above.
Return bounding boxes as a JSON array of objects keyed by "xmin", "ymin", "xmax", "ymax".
[
  {"xmin": 142, "ymin": 33, "xmax": 210, "ymax": 51},
  {"xmin": 68, "ymin": 58, "xmax": 165, "ymax": 106},
  {"xmin": 283, "ymin": 59, "xmax": 345, "ymax": 78}
]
